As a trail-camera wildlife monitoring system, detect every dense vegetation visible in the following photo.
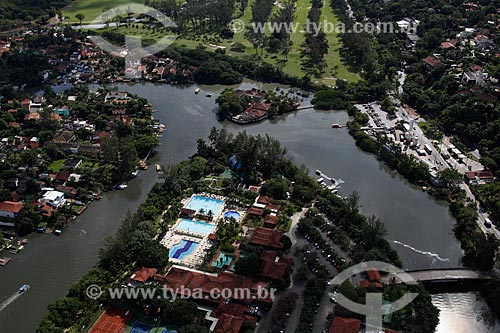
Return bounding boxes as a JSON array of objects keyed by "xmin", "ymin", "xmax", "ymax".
[{"xmin": 0, "ymin": 0, "xmax": 68, "ymax": 29}]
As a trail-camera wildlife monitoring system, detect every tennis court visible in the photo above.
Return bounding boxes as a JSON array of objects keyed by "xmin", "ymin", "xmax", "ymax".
[{"xmin": 89, "ymin": 308, "xmax": 132, "ymax": 333}]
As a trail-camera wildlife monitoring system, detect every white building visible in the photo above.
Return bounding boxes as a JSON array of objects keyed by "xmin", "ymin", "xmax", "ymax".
[{"xmin": 40, "ymin": 191, "xmax": 66, "ymax": 208}]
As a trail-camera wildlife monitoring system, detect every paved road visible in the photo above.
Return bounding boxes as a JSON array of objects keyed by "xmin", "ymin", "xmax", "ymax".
[{"xmin": 393, "ymin": 70, "xmax": 499, "ymax": 242}]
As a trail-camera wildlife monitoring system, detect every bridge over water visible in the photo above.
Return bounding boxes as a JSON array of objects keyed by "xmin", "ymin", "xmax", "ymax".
[{"xmin": 386, "ymin": 268, "xmax": 500, "ymax": 293}]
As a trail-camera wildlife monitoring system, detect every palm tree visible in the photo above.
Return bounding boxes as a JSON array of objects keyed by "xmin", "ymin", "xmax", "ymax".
[{"xmin": 75, "ymin": 13, "xmax": 85, "ymax": 28}]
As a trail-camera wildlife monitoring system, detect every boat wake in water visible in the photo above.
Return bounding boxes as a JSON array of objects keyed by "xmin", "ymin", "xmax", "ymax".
[
  {"xmin": 0, "ymin": 292, "xmax": 22, "ymax": 313},
  {"xmin": 393, "ymin": 240, "xmax": 454, "ymax": 266}
]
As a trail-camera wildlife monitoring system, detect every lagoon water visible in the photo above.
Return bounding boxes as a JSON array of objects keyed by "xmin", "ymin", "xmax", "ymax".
[{"xmin": 0, "ymin": 81, "xmax": 496, "ymax": 332}]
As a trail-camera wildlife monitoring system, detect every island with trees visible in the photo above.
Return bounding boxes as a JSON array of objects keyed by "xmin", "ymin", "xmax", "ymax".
[{"xmin": 216, "ymin": 88, "xmax": 300, "ymax": 124}]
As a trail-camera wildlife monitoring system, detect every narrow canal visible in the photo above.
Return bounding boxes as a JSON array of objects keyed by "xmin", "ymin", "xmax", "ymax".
[{"xmin": 0, "ymin": 81, "xmax": 497, "ymax": 332}]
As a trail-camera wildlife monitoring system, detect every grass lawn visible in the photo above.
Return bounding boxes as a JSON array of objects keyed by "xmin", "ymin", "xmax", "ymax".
[
  {"xmin": 318, "ymin": 1, "xmax": 360, "ymax": 84},
  {"xmin": 63, "ymin": 0, "xmax": 145, "ymax": 23},
  {"xmin": 76, "ymin": 0, "xmax": 359, "ymax": 84},
  {"xmin": 48, "ymin": 159, "xmax": 65, "ymax": 173},
  {"xmin": 280, "ymin": 0, "xmax": 311, "ymax": 77}
]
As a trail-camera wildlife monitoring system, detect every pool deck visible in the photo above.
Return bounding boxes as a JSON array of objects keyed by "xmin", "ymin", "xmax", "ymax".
[{"xmin": 161, "ymin": 194, "xmax": 250, "ymax": 269}]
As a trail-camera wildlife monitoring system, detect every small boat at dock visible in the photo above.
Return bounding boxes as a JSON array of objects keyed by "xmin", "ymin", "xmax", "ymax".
[
  {"xmin": 131, "ymin": 170, "xmax": 139, "ymax": 177},
  {"xmin": 331, "ymin": 123, "xmax": 343, "ymax": 128},
  {"xmin": 195, "ymin": 88, "xmax": 201, "ymax": 94}
]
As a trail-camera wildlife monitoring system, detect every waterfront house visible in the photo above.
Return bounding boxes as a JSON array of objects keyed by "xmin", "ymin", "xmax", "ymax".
[
  {"xmin": 127, "ymin": 267, "xmax": 158, "ymax": 287},
  {"xmin": 0, "ymin": 201, "xmax": 23, "ymax": 218},
  {"xmin": 40, "ymin": 190, "xmax": 66, "ymax": 208},
  {"xmin": 55, "ymin": 186, "xmax": 78, "ymax": 198}
]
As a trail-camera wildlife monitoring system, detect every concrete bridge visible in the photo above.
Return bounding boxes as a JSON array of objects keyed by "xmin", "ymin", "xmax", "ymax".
[
  {"xmin": 388, "ymin": 268, "xmax": 500, "ymax": 283},
  {"xmin": 386, "ymin": 268, "xmax": 500, "ymax": 292}
]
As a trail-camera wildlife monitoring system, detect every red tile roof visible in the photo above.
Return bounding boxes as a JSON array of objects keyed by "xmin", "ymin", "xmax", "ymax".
[
  {"xmin": 257, "ymin": 195, "xmax": 271, "ymax": 205},
  {"xmin": 0, "ymin": 201, "xmax": 23, "ymax": 213},
  {"xmin": 130, "ymin": 267, "xmax": 158, "ymax": 283},
  {"xmin": 243, "ymin": 107, "xmax": 267, "ymax": 118},
  {"xmin": 24, "ymin": 113, "xmax": 40, "ymax": 122},
  {"xmin": 423, "ymin": 56, "xmax": 441, "ymax": 67},
  {"xmin": 266, "ymin": 203, "xmax": 281, "ymax": 212},
  {"xmin": 367, "ymin": 269, "xmax": 381, "ymax": 282},
  {"xmin": 157, "ymin": 266, "xmax": 264, "ymax": 304},
  {"xmin": 249, "ymin": 227, "xmax": 284, "ymax": 249},
  {"xmin": 360, "ymin": 279, "xmax": 383, "ymax": 289},
  {"xmin": 329, "ymin": 316, "xmax": 361, "ymax": 333},
  {"xmin": 260, "ymin": 251, "xmax": 293, "ymax": 280},
  {"xmin": 214, "ymin": 313, "xmax": 245, "ymax": 333},
  {"xmin": 253, "ymin": 103, "xmax": 271, "ymax": 111},
  {"xmin": 264, "ymin": 214, "xmax": 279, "ymax": 226},
  {"xmin": 247, "ymin": 207, "xmax": 265, "ymax": 216},
  {"xmin": 465, "ymin": 170, "xmax": 495, "ymax": 180}
]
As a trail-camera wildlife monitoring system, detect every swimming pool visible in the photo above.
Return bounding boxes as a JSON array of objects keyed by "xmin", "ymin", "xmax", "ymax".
[
  {"xmin": 224, "ymin": 211, "xmax": 241, "ymax": 220},
  {"xmin": 177, "ymin": 219, "xmax": 215, "ymax": 235},
  {"xmin": 211, "ymin": 252, "xmax": 233, "ymax": 269},
  {"xmin": 169, "ymin": 240, "xmax": 199, "ymax": 260},
  {"xmin": 185, "ymin": 195, "xmax": 224, "ymax": 215}
]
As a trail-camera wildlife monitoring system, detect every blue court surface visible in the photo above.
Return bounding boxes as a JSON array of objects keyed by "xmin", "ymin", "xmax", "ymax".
[{"xmin": 130, "ymin": 322, "xmax": 153, "ymax": 333}]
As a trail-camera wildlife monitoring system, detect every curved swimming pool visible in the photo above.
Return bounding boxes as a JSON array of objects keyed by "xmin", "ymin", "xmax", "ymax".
[
  {"xmin": 223, "ymin": 211, "xmax": 240, "ymax": 220},
  {"xmin": 169, "ymin": 240, "xmax": 199, "ymax": 260}
]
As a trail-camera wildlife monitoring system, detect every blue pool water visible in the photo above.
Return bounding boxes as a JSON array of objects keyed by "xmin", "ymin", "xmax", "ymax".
[
  {"xmin": 185, "ymin": 195, "xmax": 224, "ymax": 215},
  {"xmin": 177, "ymin": 219, "xmax": 214, "ymax": 235},
  {"xmin": 169, "ymin": 240, "xmax": 199, "ymax": 260},
  {"xmin": 211, "ymin": 252, "xmax": 233, "ymax": 268},
  {"xmin": 224, "ymin": 211, "xmax": 240, "ymax": 220}
]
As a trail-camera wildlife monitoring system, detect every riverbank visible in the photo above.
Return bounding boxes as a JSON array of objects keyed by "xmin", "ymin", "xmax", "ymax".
[{"xmin": 0, "ymin": 81, "xmax": 469, "ymax": 331}]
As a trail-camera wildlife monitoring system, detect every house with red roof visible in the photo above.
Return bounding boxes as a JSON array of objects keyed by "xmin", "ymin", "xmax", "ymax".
[
  {"xmin": 92, "ymin": 131, "xmax": 111, "ymax": 144},
  {"xmin": 366, "ymin": 269, "xmax": 382, "ymax": 282},
  {"xmin": 259, "ymin": 250, "xmax": 293, "ymax": 281},
  {"xmin": 247, "ymin": 207, "xmax": 265, "ymax": 216},
  {"xmin": 423, "ymin": 56, "xmax": 441, "ymax": 68},
  {"xmin": 0, "ymin": 201, "xmax": 24, "ymax": 218},
  {"xmin": 465, "ymin": 170, "xmax": 495, "ymax": 184},
  {"xmin": 24, "ymin": 112, "xmax": 40, "ymax": 123},
  {"xmin": 257, "ymin": 195, "xmax": 271, "ymax": 205},
  {"xmin": 156, "ymin": 265, "xmax": 271, "ymax": 305},
  {"xmin": 329, "ymin": 316, "xmax": 361, "ymax": 333},
  {"xmin": 127, "ymin": 267, "xmax": 158, "ymax": 286},
  {"xmin": 263, "ymin": 214, "xmax": 279, "ymax": 228},
  {"xmin": 249, "ymin": 227, "xmax": 284, "ymax": 249}
]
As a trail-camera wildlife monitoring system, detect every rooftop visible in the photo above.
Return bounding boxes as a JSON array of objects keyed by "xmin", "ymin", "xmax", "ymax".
[
  {"xmin": 249, "ymin": 227, "xmax": 284, "ymax": 249},
  {"xmin": 0, "ymin": 201, "xmax": 23, "ymax": 213}
]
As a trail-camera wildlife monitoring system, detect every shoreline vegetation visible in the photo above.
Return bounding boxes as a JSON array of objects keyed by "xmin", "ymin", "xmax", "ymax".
[
  {"xmin": 1, "ymin": 0, "xmax": 499, "ymax": 329},
  {"xmin": 37, "ymin": 129, "xmax": 439, "ymax": 333}
]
